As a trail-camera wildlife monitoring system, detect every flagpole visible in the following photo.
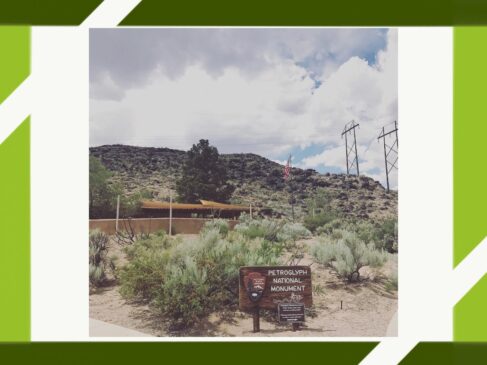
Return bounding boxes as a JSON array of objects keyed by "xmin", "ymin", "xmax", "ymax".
[
  {"xmin": 288, "ymin": 154, "xmax": 295, "ymax": 222},
  {"xmin": 290, "ymin": 173, "xmax": 295, "ymax": 223},
  {"xmin": 283, "ymin": 154, "xmax": 295, "ymax": 222}
]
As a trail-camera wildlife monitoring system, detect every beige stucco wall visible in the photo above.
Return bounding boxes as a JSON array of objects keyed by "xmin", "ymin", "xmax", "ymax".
[{"xmin": 89, "ymin": 217, "xmax": 239, "ymax": 235}]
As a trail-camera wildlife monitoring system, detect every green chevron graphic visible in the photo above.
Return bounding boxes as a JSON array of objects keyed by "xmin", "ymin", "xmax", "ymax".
[
  {"xmin": 0, "ymin": 342, "xmax": 377, "ymax": 363},
  {"xmin": 0, "ymin": 25, "xmax": 30, "ymax": 342},
  {"xmin": 454, "ymin": 27, "xmax": 487, "ymax": 267},
  {"xmin": 0, "ymin": 0, "xmax": 103, "ymax": 25},
  {"xmin": 0, "ymin": 119, "xmax": 30, "ymax": 342},
  {"xmin": 120, "ymin": 0, "xmax": 487, "ymax": 26},
  {"xmin": 400, "ymin": 342, "xmax": 487, "ymax": 364},
  {"xmin": 0, "ymin": 0, "xmax": 484, "ymax": 26},
  {"xmin": 0, "ymin": 26, "xmax": 29, "ymax": 104},
  {"xmin": 453, "ymin": 27, "xmax": 487, "ymax": 342},
  {"xmin": 455, "ymin": 274, "xmax": 487, "ymax": 341}
]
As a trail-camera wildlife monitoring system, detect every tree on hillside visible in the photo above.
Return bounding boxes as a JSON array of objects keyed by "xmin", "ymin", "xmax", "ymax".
[
  {"xmin": 176, "ymin": 139, "xmax": 234, "ymax": 203},
  {"xmin": 89, "ymin": 156, "xmax": 119, "ymax": 218},
  {"xmin": 90, "ymin": 156, "xmax": 155, "ymax": 219}
]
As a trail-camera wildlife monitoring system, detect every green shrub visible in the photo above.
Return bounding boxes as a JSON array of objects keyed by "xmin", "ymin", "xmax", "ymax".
[
  {"xmin": 156, "ymin": 258, "xmax": 210, "ymax": 328},
  {"xmin": 317, "ymin": 219, "xmax": 398, "ymax": 253},
  {"xmin": 352, "ymin": 219, "xmax": 398, "ymax": 253},
  {"xmin": 276, "ymin": 222, "xmax": 311, "ymax": 242},
  {"xmin": 235, "ymin": 216, "xmax": 283, "ymax": 242},
  {"xmin": 385, "ymin": 271, "xmax": 398, "ymax": 292},
  {"xmin": 315, "ymin": 218, "xmax": 346, "ymax": 235},
  {"xmin": 374, "ymin": 219, "xmax": 398, "ymax": 253},
  {"xmin": 311, "ymin": 229, "xmax": 387, "ymax": 282},
  {"xmin": 119, "ymin": 189, "xmax": 154, "ymax": 218},
  {"xmin": 202, "ymin": 219, "xmax": 229, "ymax": 237},
  {"xmin": 89, "ymin": 230, "xmax": 110, "ymax": 286},
  {"xmin": 119, "ymin": 227, "xmax": 283, "ymax": 329},
  {"xmin": 236, "ymin": 215, "xmax": 310, "ymax": 244},
  {"xmin": 353, "ymin": 221, "xmax": 376, "ymax": 244},
  {"xmin": 303, "ymin": 211, "xmax": 337, "ymax": 233},
  {"xmin": 119, "ymin": 233, "xmax": 174, "ymax": 299},
  {"xmin": 90, "ymin": 157, "xmax": 152, "ymax": 219}
]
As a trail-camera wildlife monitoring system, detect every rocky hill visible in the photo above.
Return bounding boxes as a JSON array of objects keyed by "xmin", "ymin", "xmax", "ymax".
[{"xmin": 90, "ymin": 145, "xmax": 397, "ymax": 221}]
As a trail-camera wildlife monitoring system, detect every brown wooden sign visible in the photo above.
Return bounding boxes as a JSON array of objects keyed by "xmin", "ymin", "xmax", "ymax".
[
  {"xmin": 239, "ymin": 266, "xmax": 312, "ymax": 311},
  {"xmin": 278, "ymin": 303, "xmax": 305, "ymax": 323}
]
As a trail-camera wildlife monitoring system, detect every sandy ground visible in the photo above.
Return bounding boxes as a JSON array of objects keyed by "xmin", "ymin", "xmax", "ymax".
[
  {"xmin": 90, "ymin": 237, "xmax": 397, "ymax": 337},
  {"xmin": 90, "ymin": 319, "xmax": 151, "ymax": 337}
]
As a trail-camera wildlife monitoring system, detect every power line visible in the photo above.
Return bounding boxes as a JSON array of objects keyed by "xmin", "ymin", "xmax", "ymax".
[
  {"xmin": 341, "ymin": 120, "xmax": 360, "ymax": 176},
  {"xmin": 378, "ymin": 120, "xmax": 398, "ymax": 192}
]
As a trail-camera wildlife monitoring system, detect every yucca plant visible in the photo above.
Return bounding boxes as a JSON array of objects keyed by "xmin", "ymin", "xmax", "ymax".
[{"xmin": 89, "ymin": 230, "xmax": 110, "ymax": 286}]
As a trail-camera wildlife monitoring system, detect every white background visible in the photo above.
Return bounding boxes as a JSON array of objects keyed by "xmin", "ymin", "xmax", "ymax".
[{"xmin": 30, "ymin": 27, "xmax": 453, "ymax": 347}]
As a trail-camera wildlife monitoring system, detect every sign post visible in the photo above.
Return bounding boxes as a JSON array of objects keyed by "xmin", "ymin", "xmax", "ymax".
[
  {"xmin": 242, "ymin": 271, "xmax": 266, "ymax": 332},
  {"xmin": 253, "ymin": 307, "xmax": 260, "ymax": 333},
  {"xmin": 239, "ymin": 266, "xmax": 312, "ymax": 333}
]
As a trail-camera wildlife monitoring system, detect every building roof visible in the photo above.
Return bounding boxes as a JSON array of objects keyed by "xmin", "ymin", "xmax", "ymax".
[{"xmin": 141, "ymin": 200, "xmax": 251, "ymax": 211}]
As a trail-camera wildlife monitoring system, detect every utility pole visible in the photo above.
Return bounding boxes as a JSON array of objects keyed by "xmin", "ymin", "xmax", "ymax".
[
  {"xmin": 378, "ymin": 121, "xmax": 398, "ymax": 192},
  {"xmin": 341, "ymin": 121, "xmax": 360, "ymax": 176}
]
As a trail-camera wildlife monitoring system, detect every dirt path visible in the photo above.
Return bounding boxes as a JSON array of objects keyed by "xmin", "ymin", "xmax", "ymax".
[{"xmin": 90, "ymin": 286, "xmax": 164, "ymax": 336}]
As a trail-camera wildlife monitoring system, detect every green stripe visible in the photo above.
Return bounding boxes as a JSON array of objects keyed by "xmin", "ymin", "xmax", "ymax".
[
  {"xmin": 0, "ymin": 0, "xmax": 103, "ymax": 25},
  {"xmin": 453, "ymin": 27, "xmax": 487, "ymax": 267},
  {"xmin": 454, "ymin": 274, "xmax": 487, "ymax": 341},
  {"xmin": 453, "ymin": 27, "xmax": 487, "ymax": 341},
  {"xmin": 0, "ymin": 1, "xmax": 486, "ymax": 26},
  {"xmin": 0, "ymin": 0, "xmax": 478, "ymax": 26},
  {"xmin": 0, "ymin": 342, "xmax": 377, "ymax": 363},
  {"xmin": 121, "ymin": 0, "xmax": 487, "ymax": 26},
  {"xmin": 400, "ymin": 342, "xmax": 487, "ymax": 364},
  {"xmin": 0, "ymin": 119, "xmax": 30, "ymax": 342},
  {"xmin": 0, "ymin": 26, "xmax": 29, "ymax": 104}
]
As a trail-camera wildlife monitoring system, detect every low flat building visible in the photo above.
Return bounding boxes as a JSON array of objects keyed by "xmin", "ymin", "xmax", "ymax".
[{"xmin": 141, "ymin": 199, "xmax": 252, "ymax": 219}]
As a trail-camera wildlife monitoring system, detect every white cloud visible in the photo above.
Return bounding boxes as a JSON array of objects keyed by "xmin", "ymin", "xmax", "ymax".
[
  {"xmin": 90, "ymin": 28, "xmax": 397, "ymax": 189},
  {"xmin": 298, "ymin": 29, "xmax": 398, "ymax": 188},
  {"xmin": 300, "ymin": 145, "xmax": 343, "ymax": 170},
  {"xmin": 90, "ymin": 28, "xmax": 387, "ymax": 94}
]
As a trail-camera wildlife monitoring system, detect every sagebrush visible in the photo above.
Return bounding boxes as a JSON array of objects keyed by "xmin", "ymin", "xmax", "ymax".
[
  {"xmin": 202, "ymin": 219, "xmax": 230, "ymax": 236},
  {"xmin": 119, "ymin": 227, "xmax": 285, "ymax": 329},
  {"xmin": 235, "ymin": 213, "xmax": 310, "ymax": 243},
  {"xmin": 311, "ymin": 229, "xmax": 387, "ymax": 282},
  {"xmin": 315, "ymin": 218, "xmax": 398, "ymax": 253}
]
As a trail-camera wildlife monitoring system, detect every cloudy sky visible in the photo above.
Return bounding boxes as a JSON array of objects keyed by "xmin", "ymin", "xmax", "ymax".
[{"xmin": 90, "ymin": 28, "xmax": 398, "ymax": 189}]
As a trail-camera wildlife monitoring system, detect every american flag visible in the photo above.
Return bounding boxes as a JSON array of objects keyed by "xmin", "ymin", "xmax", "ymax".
[{"xmin": 283, "ymin": 154, "xmax": 292, "ymax": 180}]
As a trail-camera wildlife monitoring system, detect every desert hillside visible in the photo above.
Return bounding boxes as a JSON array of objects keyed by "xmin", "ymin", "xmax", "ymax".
[{"xmin": 89, "ymin": 144, "xmax": 397, "ymax": 221}]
